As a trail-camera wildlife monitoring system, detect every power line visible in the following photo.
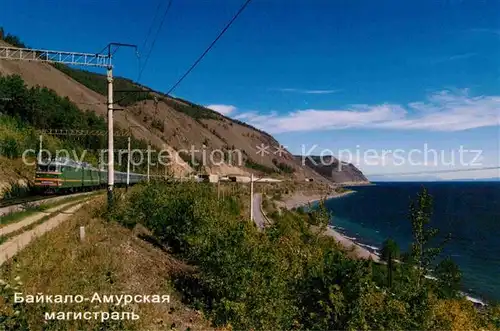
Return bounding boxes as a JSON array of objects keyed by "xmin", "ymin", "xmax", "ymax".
[
  {"xmin": 140, "ymin": 0, "xmax": 164, "ymax": 53},
  {"xmin": 165, "ymin": 0, "xmax": 253, "ymax": 95},
  {"xmin": 137, "ymin": 0, "xmax": 174, "ymax": 83}
]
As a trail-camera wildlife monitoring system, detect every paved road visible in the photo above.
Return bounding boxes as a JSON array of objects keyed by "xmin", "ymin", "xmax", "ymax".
[{"xmin": 252, "ymin": 193, "xmax": 268, "ymax": 229}]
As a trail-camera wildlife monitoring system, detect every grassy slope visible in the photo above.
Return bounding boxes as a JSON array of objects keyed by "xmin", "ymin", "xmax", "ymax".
[
  {"xmin": 0, "ymin": 196, "xmax": 218, "ymax": 331},
  {"xmin": 1, "ymin": 182, "xmax": 498, "ymax": 330}
]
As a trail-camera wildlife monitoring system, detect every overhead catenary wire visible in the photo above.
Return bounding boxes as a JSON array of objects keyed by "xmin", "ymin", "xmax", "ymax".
[
  {"xmin": 140, "ymin": 0, "xmax": 164, "ymax": 53},
  {"xmin": 137, "ymin": 0, "xmax": 174, "ymax": 83},
  {"xmin": 165, "ymin": 0, "xmax": 253, "ymax": 95}
]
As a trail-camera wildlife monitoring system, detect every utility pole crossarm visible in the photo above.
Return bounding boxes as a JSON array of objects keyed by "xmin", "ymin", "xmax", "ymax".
[{"xmin": 0, "ymin": 46, "xmax": 112, "ymax": 68}]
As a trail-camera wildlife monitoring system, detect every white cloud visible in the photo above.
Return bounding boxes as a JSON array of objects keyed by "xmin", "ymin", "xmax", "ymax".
[
  {"xmin": 448, "ymin": 53, "xmax": 477, "ymax": 61},
  {"xmin": 274, "ymin": 88, "xmax": 342, "ymax": 95},
  {"xmin": 432, "ymin": 53, "xmax": 477, "ymax": 64},
  {"xmin": 206, "ymin": 104, "xmax": 237, "ymax": 115},
  {"xmin": 236, "ymin": 89, "xmax": 500, "ymax": 133},
  {"xmin": 470, "ymin": 28, "xmax": 500, "ymax": 36}
]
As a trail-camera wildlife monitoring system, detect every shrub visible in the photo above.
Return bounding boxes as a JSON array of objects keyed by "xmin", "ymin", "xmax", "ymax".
[{"xmin": 107, "ymin": 183, "xmax": 490, "ymax": 330}]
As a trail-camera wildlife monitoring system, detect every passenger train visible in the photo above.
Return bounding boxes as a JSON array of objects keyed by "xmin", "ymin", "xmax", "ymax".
[{"xmin": 34, "ymin": 157, "xmax": 148, "ymax": 193}]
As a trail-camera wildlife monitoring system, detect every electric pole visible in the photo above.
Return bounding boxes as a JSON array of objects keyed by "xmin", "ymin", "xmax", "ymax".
[
  {"xmin": 250, "ymin": 173, "xmax": 254, "ymax": 221},
  {"xmin": 0, "ymin": 43, "xmax": 137, "ymax": 211},
  {"xmin": 126, "ymin": 136, "xmax": 131, "ymax": 191},
  {"xmin": 107, "ymin": 66, "xmax": 114, "ymax": 205},
  {"xmin": 147, "ymin": 144, "xmax": 151, "ymax": 182},
  {"xmin": 38, "ymin": 134, "xmax": 43, "ymax": 164},
  {"xmin": 103, "ymin": 43, "xmax": 138, "ymax": 208}
]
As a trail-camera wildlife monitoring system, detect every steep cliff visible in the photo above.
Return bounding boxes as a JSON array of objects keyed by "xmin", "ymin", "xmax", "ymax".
[{"xmin": 296, "ymin": 155, "xmax": 369, "ymax": 183}]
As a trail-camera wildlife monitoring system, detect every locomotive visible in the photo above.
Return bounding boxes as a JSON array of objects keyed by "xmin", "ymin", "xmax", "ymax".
[{"xmin": 34, "ymin": 157, "xmax": 147, "ymax": 193}]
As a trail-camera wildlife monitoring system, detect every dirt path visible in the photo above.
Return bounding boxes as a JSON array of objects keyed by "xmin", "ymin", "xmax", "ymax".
[
  {"xmin": 0, "ymin": 201, "xmax": 89, "ymax": 266},
  {"xmin": 0, "ymin": 200, "xmax": 85, "ymax": 237},
  {"xmin": 0, "ymin": 191, "xmax": 97, "ymax": 217}
]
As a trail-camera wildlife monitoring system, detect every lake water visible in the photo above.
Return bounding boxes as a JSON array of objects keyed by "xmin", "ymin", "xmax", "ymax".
[{"xmin": 322, "ymin": 182, "xmax": 500, "ymax": 303}]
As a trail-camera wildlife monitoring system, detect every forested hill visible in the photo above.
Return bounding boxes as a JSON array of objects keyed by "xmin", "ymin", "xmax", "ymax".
[{"xmin": 0, "ymin": 29, "xmax": 365, "ymax": 183}]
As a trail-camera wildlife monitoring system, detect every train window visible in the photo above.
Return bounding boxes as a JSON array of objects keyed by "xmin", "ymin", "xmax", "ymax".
[
  {"xmin": 48, "ymin": 165, "xmax": 57, "ymax": 172},
  {"xmin": 37, "ymin": 165, "xmax": 48, "ymax": 171}
]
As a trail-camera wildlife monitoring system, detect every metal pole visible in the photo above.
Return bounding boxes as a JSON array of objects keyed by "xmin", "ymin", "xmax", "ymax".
[
  {"xmin": 38, "ymin": 134, "xmax": 43, "ymax": 164},
  {"xmin": 107, "ymin": 67, "xmax": 114, "ymax": 207},
  {"xmin": 250, "ymin": 173, "xmax": 254, "ymax": 221},
  {"xmin": 126, "ymin": 136, "xmax": 131, "ymax": 191},
  {"xmin": 147, "ymin": 144, "xmax": 151, "ymax": 182}
]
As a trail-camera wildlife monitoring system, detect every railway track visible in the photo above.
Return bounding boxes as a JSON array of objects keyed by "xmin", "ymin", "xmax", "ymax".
[
  {"xmin": 0, "ymin": 191, "xmax": 101, "ymax": 217},
  {"xmin": 0, "ymin": 195, "xmax": 54, "ymax": 209}
]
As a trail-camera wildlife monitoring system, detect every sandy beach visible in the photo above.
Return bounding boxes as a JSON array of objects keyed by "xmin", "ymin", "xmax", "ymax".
[
  {"xmin": 281, "ymin": 191, "xmax": 380, "ymax": 262},
  {"xmin": 279, "ymin": 191, "xmax": 355, "ymax": 209}
]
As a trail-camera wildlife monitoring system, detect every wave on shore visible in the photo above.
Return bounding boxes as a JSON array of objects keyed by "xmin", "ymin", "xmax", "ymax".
[
  {"xmin": 332, "ymin": 226, "xmax": 486, "ymax": 306},
  {"xmin": 329, "ymin": 225, "xmax": 380, "ymax": 255}
]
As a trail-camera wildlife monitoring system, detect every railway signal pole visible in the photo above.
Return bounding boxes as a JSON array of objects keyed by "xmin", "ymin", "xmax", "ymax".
[{"xmin": 0, "ymin": 43, "xmax": 137, "ymax": 210}]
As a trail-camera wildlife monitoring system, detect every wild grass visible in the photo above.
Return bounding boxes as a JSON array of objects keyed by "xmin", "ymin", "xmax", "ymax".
[
  {"xmin": 0, "ymin": 192, "xmax": 102, "ymax": 228},
  {"xmin": 1, "ymin": 182, "xmax": 499, "ymax": 330},
  {"xmin": 0, "ymin": 195, "xmax": 217, "ymax": 331},
  {"xmin": 0, "ymin": 204, "xmax": 47, "ymax": 226}
]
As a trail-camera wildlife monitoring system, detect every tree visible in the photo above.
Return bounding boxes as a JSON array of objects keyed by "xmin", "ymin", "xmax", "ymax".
[
  {"xmin": 409, "ymin": 187, "xmax": 442, "ymax": 288},
  {"xmin": 434, "ymin": 257, "xmax": 462, "ymax": 299},
  {"xmin": 381, "ymin": 238, "xmax": 400, "ymax": 288}
]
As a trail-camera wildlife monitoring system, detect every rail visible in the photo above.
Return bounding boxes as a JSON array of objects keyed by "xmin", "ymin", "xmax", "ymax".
[{"xmin": 0, "ymin": 191, "xmax": 101, "ymax": 217}]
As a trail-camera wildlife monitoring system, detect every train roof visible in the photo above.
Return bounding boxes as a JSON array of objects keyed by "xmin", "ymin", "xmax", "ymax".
[
  {"xmin": 39, "ymin": 157, "xmax": 98, "ymax": 170},
  {"xmin": 38, "ymin": 158, "xmax": 149, "ymax": 176}
]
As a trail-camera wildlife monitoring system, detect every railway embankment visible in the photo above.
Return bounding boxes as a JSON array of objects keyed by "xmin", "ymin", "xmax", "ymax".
[{"xmin": 0, "ymin": 193, "xmax": 102, "ymax": 263}]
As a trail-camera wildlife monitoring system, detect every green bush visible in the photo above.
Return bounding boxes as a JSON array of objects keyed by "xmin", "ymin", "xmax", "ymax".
[
  {"xmin": 245, "ymin": 159, "xmax": 276, "ymax": 174},
  {"xmin": 108, "ymin": 182, "xmax": 493, "ymax": 330}
]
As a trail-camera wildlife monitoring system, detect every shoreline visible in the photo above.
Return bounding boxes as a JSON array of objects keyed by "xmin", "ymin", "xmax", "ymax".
[
  {"xmin": 280, "ymin": 190, "xmax": 380, "ymax": 262},
  {"xmin": 338, "ymin": 181, "xmax": 374, "ymax": 187},
  {"xmin": 279, "ymin": 190, "xmax": 355, "ymax": 210},
  {"xmin": 281, "ymin": 190, "xmax": 487, "ymax": 306}
]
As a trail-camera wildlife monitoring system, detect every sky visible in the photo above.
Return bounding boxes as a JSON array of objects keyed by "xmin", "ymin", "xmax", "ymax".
[{"xmin": 1, "ymin": 0, "xmax": 499, "ymax": 180}]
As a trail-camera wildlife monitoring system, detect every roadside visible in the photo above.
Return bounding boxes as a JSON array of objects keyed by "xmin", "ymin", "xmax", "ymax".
[{"xmin": 252, "ymin": 193, "xmax": 269, "ymax": 229}]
